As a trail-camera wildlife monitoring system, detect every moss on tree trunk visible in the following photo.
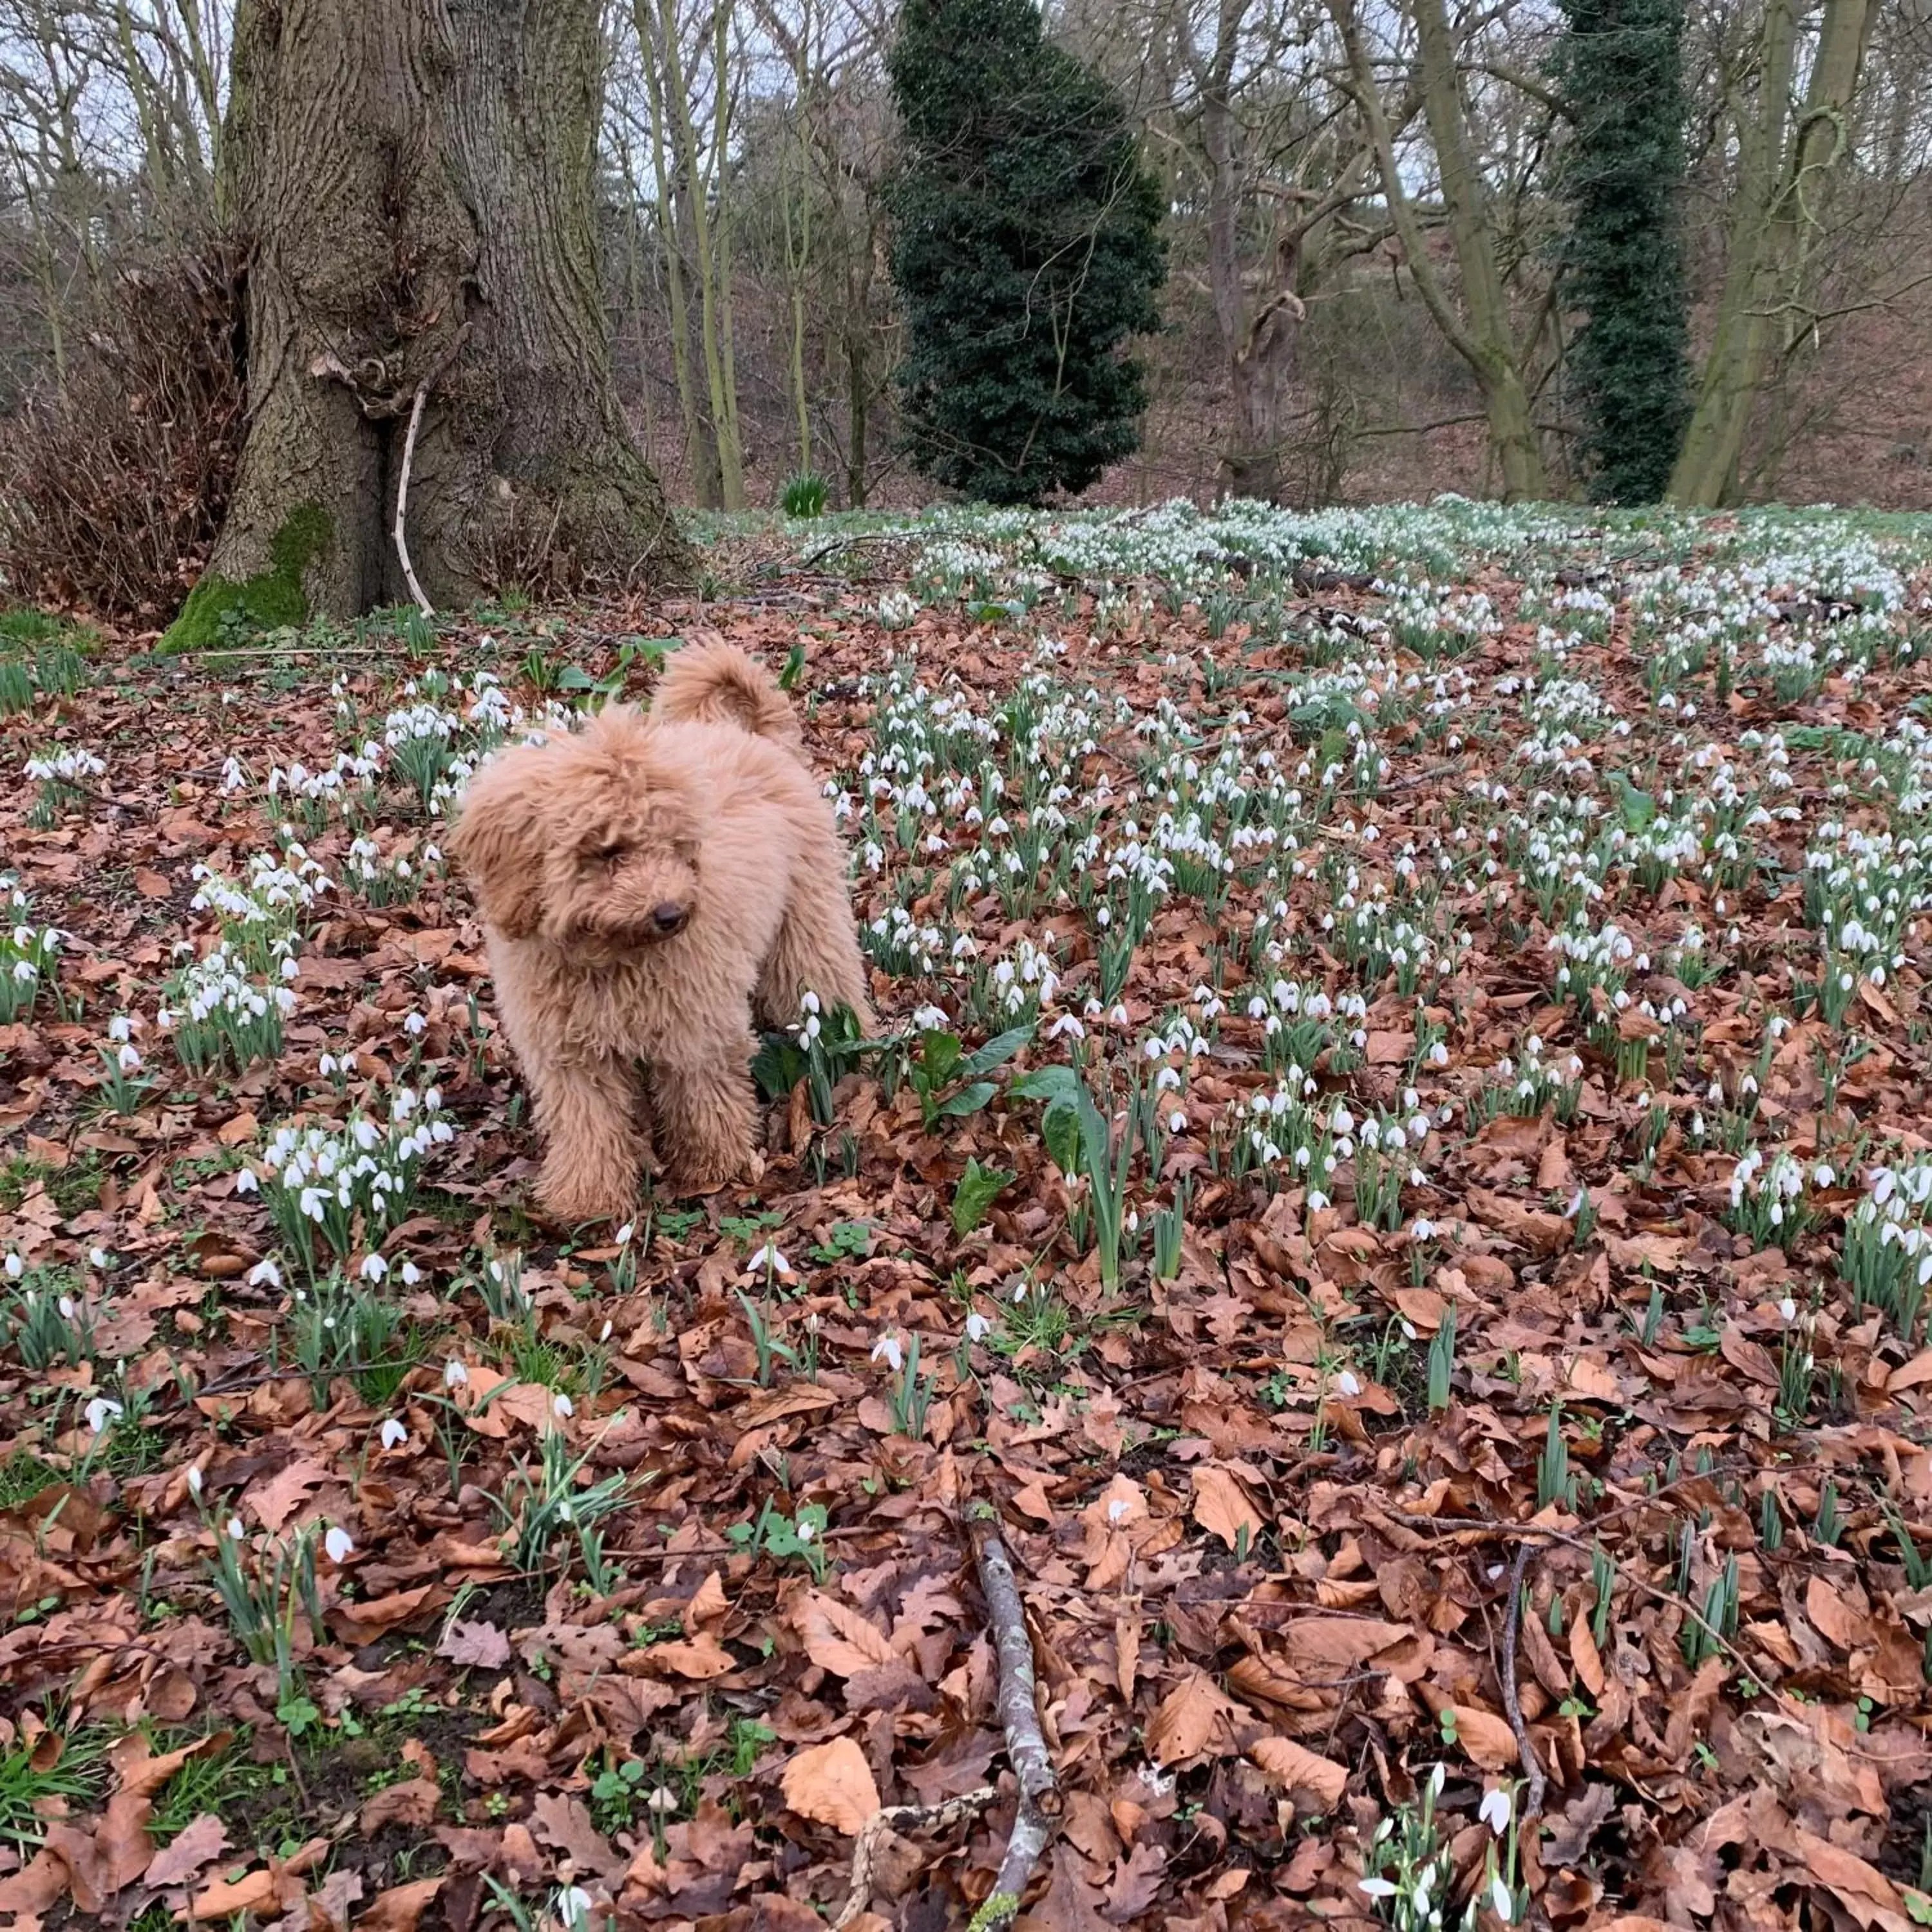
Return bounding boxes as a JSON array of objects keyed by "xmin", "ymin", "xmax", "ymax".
[{"xmin": 165, "ymin": 0, "xmax": 688, "ymax": 650}]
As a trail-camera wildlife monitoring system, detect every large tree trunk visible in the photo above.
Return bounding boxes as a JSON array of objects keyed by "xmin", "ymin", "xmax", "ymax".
[
  {"xmin": 1669, "ymin": 0, "xmax": 1872, "ymax": 507},
  {"xmin": 164, "ymin": 0, "xmax": 688, "ymax": 649},
  {"xmin": 1328, "ymin": 0, "xmax": 1548, "ymax": 502}
]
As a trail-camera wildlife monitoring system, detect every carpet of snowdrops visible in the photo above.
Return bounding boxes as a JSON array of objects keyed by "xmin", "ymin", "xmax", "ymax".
[{"xmin": 3, "ymin": 497, "xmax": 1932, "ymax": 1931}]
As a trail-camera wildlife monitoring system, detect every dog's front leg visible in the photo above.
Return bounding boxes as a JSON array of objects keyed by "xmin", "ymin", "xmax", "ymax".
[
  {"xmin": 648, "ymin": 1039, "xmax": 758, "ymax": 1196},
  {"xmin": 529, "ymin": 1052, "xmax": 645, "ymax": 1224}
]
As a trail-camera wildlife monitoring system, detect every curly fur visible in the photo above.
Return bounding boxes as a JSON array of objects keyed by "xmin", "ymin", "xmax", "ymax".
[{"xmin": 449, "ymin": 643, "xmax": 874, "ymax": 1222}]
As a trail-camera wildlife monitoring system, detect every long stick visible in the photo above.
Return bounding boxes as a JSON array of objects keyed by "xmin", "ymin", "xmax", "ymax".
[
  {"xmin": 394, "ymin": 381, "xmax": 433, "ymax": 618},
  {"xmin": 968, "ymin": 1505, "xmax": 1061, "ymax": 1930},
  {"xmin": 1499, "ymin": 1541, "xmax": 1548, "ymax": 1818}
]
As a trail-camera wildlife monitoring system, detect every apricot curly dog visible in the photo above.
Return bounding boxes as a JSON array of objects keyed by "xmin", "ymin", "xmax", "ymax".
[{"xmin": 450, "ymin": 641, "xmax": 875, "ymax": 1222}]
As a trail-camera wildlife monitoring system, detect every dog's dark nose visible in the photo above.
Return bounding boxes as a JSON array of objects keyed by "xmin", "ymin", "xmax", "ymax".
[{"xmin": 652, "ymin": 902, "xmax": 687, "ymax": 934}]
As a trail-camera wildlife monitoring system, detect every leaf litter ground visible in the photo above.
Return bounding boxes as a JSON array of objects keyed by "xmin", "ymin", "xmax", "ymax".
[{"xmin": 3, "ymin": 500, "xmax": 1932, "ymax": 1932}]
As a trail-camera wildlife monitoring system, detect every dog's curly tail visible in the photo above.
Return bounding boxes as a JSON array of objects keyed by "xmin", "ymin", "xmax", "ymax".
[{"xmin": 652, "ymin": 634, "xmax": 804, "ymax": 753}]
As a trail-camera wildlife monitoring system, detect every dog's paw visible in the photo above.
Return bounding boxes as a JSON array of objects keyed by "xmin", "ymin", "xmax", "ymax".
[
  {"xmin": 665, "ymin": 1148, "xmax": 762, "ymax": 1199},
  {"xmin": 535, "ymin": 1175, "xmax": 636, "ymax": 1227}
]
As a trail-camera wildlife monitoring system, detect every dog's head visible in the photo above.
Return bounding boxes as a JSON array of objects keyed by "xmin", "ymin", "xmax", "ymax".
[{"xmin": 449, "ymin": 708, "xmax": 701, "ymax": 955}]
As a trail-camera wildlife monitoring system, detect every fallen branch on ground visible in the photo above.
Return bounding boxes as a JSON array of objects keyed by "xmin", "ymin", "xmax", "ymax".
[
  {"xmin": 1499, "ymin": 1540, "xmax": 1548, "ymax": 1818},
  {"xmin": 967, "ymin": 1502, "xmax": 1061, "ymax": 1931}
]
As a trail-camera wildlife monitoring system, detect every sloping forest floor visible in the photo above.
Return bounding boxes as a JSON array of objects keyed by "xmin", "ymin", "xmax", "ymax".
[{"xmin": 3, "ymin": 499, "xmax": 1932, "ymax": 1932}]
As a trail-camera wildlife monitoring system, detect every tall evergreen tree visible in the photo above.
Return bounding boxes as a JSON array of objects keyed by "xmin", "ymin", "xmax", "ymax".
[
  {"xmin": 884, "ymin": 0, "xmax": 1166, "ymax": 505},
  {"xmin": 1553, "ymin": 0, "xmax": 1692, "ymax": 504}
]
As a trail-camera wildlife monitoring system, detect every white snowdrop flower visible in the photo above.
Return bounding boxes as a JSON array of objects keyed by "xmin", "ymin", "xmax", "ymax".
[
  {"xmin": 1779, "ymin": 1296, "xmax": 1797, "ymax": 1323},
  {"xmin": 745, "ymin": 1242, "xmax": 792, "ymax": 1278},
  {"xmin": 444, "ymin": 1358, "xmax": 469, "ymax": 1387},
  {"xmin": 1169, "ymin": 1109, "xmax": 1188, "ymax": 1135},
  {"xmin": 58, "ymin": 1296, "xmax": 76, "ymax": 1319},
  {"xmin": 1814, "ymin": 1164, "xmax": 1834, "ymax": 1188},
  {"xmin": 912, "ymin": 1004, "xmax": 950, "ymax": 1033},
  {"xmin": 226, "ymin": 1516, "xmax": 246, "ymax": 1541},
  {"xmin": 186, "ymin": 1465, "xmax": 204, "ymax": 1498},
  {"xmin": 380, "ymin": 1418, "xmax": 408, "ymax": 1450},
  {"xmin": 614, "ymin": 1221, "xmax": 634, "ymax": 1247},
  {"xmin": 1358, "ymin": 1879, "xmax": 1397, "ymax": 1902},
  {"xmin": 556, "ymin": 1886, "xmax": 594, "ymax": 1929},
  {"xmin": 871, "ymin": 1334, "xmax": 904, "ymax": 1374},
  {"xmin": 1046, "ymin": 1013, "xmax": 1084, "ymax": 1040},
  {"xmin": 360, "ymin": 1253, "xmax": 388, "ymax": 1282},
  {"xmin": 404, "ymin": 1012, "xmax": 427, "ymax": 1037},
  {"xmin": 117, "ymin": 1043, "xmax": 142, "ymax": 1072},
  {"xmin": 1480, "ymin": 1788, "xmax": 1511, "ymax": 1835},
  {"xmin": 89, "ymin": 1247, "xmax": 110, "ymax": 1269},
  {"xmin": 399, "ymin": 1260, "xmax": 422, "ymax": 1287},
  {"xmin": 1336, "ymin": 1370, "xmax": 1361, "ymax": 1397},
  {"xmin": 1430, "ymin": 1763, "xmax": 1446, "ymax": 1797},
  {"xmin": 5, "ymin": 1254, "xmax": 23, "ymax": 1282},
  {"xmin": 325, "ymin": 1526, "xmax": 355, "ymax": 1563},
  {"xmin": 598, "ymin": 1319, "xmax": 613, "ymax": 1343},
  {"xmin": 247, "ymin": 1256, "xmax": 283, "ymax": 1289},
  {"xmin": 85, "ymin": 1396, "xmax": 124, "ymax": 1434},
  {"xmin": 552, "ymin": 1392, "xmax": 574, "ymax": 1420}
]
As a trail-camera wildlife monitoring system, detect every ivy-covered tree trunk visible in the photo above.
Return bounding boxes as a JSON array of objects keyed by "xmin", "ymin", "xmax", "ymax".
[
  {"xmin": 166, "ymin": 0, "xmax": 688, "ymax": 649},
  {"xmin": 1554, "ymin": 0, "xmax": 1691, "ymax": 503}
]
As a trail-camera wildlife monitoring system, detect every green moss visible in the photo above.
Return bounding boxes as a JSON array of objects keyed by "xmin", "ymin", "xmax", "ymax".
[{"xmin": 160, "ymin": 504, "xmax": 331, "ymax": 654}]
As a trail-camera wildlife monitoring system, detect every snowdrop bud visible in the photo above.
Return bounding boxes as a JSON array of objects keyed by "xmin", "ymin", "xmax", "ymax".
[
  {"xmin": 89, "ymin": 1247, "xmax": 110, "ymax": 1269},
  {"xmin": 1479, "ymin": 1788, "xmax": 1511, "ymax": 1835},
  {"xmin": 871, "ymin": 1334, "xmax": 904, "ymax": 1374},
  {"xmin": 553, "ymin": 1392, "xmax": 574, "ymax": 1419},
  {"xmin": 226, "ymin": 1516, "xmax": 246, "ymax": 1540},
  {"xmin": 187, "ymin": 1464, "xmax": 204, "ymax": 1497},
  {"xmin": 965, "ymin": 1312, "xmax": 992, "ymax": 1343},
  {"xmin": 325, "ymin": 1526, "xmax": 355, "ymax": 1562},
  {"xmin": 380, "ymin": 1418, "xmax": 408, "ymax": 1450}
]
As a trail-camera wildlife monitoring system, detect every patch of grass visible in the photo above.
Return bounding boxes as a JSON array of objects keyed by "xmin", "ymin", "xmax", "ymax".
[
  {"xmin": 0, "ymin": 1449, "xmax": 59, "ymax": 1506},
  {"xmin": 0, "ymin": 1723, "xmax": 111, "ymax": 1850},
  {"xmin": 1, "ymin": 1150, "xmax": 106, "ymax": 1218},
  {"xmin": 147, "ymin": 1730, "xmax": 275, "ymax": 1845}
]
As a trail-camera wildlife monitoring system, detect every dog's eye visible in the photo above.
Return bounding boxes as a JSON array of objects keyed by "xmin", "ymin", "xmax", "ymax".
[{"xmin": 591, "ymin": 842, "xmax": 627, "ymax": 866}]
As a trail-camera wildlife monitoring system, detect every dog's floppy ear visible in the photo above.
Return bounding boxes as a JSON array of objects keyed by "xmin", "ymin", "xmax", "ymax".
[{"xmin": 448, "ymin": 750, "xmax": 548, "ymax": 938}]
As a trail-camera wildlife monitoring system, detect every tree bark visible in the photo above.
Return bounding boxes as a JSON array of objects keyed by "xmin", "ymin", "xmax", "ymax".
[
  {"xmin": 1669, "ymin": 0, "xmax": 1872, "ymax": 506},
  {"xmin": 1407, "ymin": 0, "xmax": 1546, "ymax": 501},
  {"xmin": 168, "ymin": 0, "xmax": 688, "ymax": 646}
]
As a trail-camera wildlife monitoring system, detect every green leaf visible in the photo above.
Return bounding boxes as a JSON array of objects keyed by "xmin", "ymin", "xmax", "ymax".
[
  {"xmin": 751, "ymin": 1030, "xmax": 809, "ymax": 1101},
  {"xmin": 1610, "ymin": 772, "xmax": 1657, "ymax": 832},
  {"xmin": 952, "ymin": 1157, "xmax": 1015, "ymax": 1235},
  {"xmin": 918, "ymin": 1029, "xmax": 964, "ymax": 1086},
  {"xmin": 938, "ymin": 1080, "xmax": 998, "ymax": 1119},
  {"xmin": 963, "ymin": 1021, "xmax": 1034, "ymax": 1077}
]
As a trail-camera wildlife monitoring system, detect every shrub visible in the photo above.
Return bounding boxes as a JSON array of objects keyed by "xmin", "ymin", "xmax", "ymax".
[
  {"xmin": 0, "ymin": 241, "xmax": 245, "ymax": 620},
  {"xmin": 884, "ymin": 0, "xmax": 1166, "ymax": 506}
]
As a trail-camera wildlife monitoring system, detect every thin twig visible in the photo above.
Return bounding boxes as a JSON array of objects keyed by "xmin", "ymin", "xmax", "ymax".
[
  {"xmin": 833, "ymin": 1788, "xmax": 996, "ymax": 1931},
  {"xmin": 395, "ymin": 381, "xmax": 434, "ymax": 619},
  {"xmin": 967, "ymin": 1504, "xmax": 1061, "ymax": 1931},
  {"xmin": 1498, "ymin": 1540, "xmax": 1547, "ymax": 1817}
]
